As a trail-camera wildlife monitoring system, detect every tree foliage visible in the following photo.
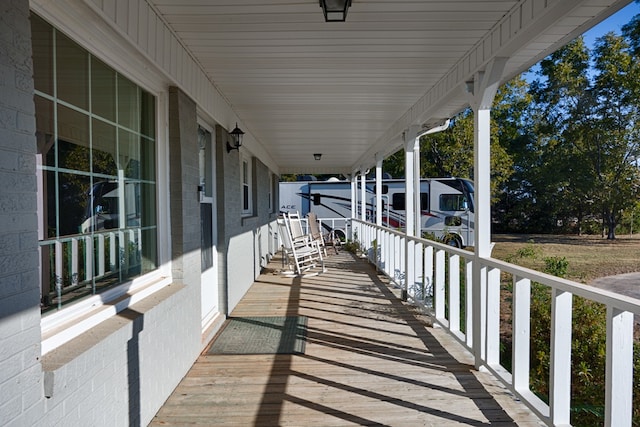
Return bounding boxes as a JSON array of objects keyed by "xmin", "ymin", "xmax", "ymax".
[{"xmin": 496, "ymin": 18, "xmax": 640, "ymax": 237}]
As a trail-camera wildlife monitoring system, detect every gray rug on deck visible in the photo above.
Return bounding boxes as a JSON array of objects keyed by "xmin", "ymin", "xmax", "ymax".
[{"xmin": 207, "ymin": 316, "xmax": 307, "ymax": 355}]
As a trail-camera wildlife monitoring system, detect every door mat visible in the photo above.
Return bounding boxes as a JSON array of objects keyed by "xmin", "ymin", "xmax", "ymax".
[{"xmin": 207, "ymin": 316, "xmax": 307, "ymax": 355}]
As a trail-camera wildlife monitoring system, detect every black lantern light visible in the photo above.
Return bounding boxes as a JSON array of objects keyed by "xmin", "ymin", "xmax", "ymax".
[
  {"xmin": 319, "ymin": 0, "xmax": 351, "ymax": 22},
  {"xmin": 313, "ymin": 153, "xmax": 322, "ymax": 160},
  {"xmin": 226, "ymin": 122, "xmax": 245, "ymax": 153}
]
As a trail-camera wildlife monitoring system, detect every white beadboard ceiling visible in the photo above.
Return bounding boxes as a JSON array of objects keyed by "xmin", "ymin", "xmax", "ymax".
[{"xmin": 148, "ymin": 0, "xmax": 631, "ymax": 175}]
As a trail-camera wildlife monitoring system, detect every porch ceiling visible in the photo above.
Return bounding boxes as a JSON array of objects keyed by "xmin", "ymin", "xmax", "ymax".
[{"xmin": 149, "ymin": 0, "xmax": 630, "ymax": 175}]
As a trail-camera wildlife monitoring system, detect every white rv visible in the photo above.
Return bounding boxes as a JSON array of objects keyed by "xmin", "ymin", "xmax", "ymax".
[{"xmin": 279, "ymin": 177, "xmax": 475, "ymax": 247}]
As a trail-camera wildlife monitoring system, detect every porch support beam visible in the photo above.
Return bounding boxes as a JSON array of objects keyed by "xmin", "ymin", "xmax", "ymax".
[
  {"xmin": 360, "ymin": 167, "xmax": 366, "ymax": 222},
  {"xmin": 404, "ymin": 126, "xmax": 421, "ymax": 238},
  {"xmin": 375, "ymin": 153, "xmax": 384, "ymax": 227},
  {"xmin": 466, "ymin": 57, "xmax": 507, "ymax": 369},
  {"xmin": 350, "ymin": 173, "xmax": 357, "ymax": 220},
  {"xmin": 403, "ymin": 126, "xmax": 421, "ymax": 301}
]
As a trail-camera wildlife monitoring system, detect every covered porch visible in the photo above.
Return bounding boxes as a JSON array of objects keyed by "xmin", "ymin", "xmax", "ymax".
[{"xmin": 152, "ymin": 250, "xmax": 542, "ymax": 426}]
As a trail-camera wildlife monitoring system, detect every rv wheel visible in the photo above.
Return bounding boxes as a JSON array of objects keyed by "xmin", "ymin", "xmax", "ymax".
[
  {"xmin": 445, "ymin": 235, "xmax": 461, "ymax": 248},
  {"xmin": 333, "ymin": 229, "xmax": 346, "ymax": 241}
]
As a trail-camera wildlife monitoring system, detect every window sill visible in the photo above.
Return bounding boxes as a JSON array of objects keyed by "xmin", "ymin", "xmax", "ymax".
[
  {"xmin": 41, "ymin": 275, "xmax": 173, "ymax": 356},
  {"xmin": 241, "ymin": 214, "xmax": 258, "ymax": 226}
]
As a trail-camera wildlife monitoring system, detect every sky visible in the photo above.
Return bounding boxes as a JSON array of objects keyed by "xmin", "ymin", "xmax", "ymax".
[
  {"xmin": 582, "ymin": 0, "xmax": 640, "ymax": 47},
  {"xmin": 522, "ymin": 1, "xmax": 640, "ymax": 81}
]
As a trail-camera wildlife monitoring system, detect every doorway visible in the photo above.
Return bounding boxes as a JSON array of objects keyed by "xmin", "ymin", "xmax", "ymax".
[{"xmin": 198, "ymin": 124, "xmax": 219, "ymax": 331}]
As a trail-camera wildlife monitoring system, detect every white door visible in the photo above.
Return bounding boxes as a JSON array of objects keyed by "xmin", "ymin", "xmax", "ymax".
[{"xmin": 198, "ymin": 125, "xmax": 219, "ymax": 331}]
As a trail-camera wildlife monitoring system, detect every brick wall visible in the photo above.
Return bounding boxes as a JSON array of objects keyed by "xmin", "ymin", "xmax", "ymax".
[
  {"xmin": 0, "ymin": 1, "xmax": 45, "ymax": 425},
  {"xmin": 216, "ymin": 129, "xmax": 278, "ymax": 313}
]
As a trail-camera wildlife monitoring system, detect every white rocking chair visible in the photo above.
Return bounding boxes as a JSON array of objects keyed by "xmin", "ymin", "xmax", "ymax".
[{"xmin": 277, "ymin": 214, "xmax": 326, "ymax": 277}]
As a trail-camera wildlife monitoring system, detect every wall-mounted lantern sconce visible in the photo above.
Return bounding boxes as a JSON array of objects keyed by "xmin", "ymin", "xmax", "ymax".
[
  {"xmin": 313, "ymin": 153, "xmax": 322, "ymax": 161},
  {"xmin": 319, "ymin": 0, "xmax": 351, "ymax": 22},
  {"xmin": 226, "ymin": 122, "xmax": 245, "ymax": 153}
]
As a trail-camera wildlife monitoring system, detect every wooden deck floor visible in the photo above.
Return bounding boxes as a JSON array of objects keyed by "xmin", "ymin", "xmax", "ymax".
[{"xmin": 151, "ymin": 252, "xmax": 543, "ymax": 426}]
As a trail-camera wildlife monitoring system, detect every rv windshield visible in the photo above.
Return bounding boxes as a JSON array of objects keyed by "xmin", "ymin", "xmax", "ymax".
[{"xmin": 460, "ymin": 179, "xmax": 475, "ymax": 212}]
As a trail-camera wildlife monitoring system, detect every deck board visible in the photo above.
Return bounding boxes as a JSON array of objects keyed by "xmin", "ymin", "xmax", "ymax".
[{"xmin": 151, "ymin": 252, "xmax": 543, "ymax": 426}]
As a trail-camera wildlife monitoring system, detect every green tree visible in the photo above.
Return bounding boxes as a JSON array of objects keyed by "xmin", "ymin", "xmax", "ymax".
[
  {"xmin": 589, "ymin": 31, "xmax": 640, "ymax": 238},
  {"xmin": 522, "ymin": 30, "xmax": 640, "ymax": 237}
]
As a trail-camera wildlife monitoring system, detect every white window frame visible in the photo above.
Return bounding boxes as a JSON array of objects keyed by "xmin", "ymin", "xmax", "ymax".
[
  {"xmin": 241, "ymin": 155, "xmax": 252, "ymax": 216},
  {"xmin": 34, "ymin": 9, "xmax": 172, "ymax": 355},
  {"xmin": 268, "ymin": 172, "xmax": 274, "ymax": 213}
]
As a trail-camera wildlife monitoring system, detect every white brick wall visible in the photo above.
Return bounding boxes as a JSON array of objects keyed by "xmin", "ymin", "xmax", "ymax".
[
  {"xmin": 40, "ymin": 284, "xmax": 201, "ymax": 427},
  {"xmin": 0, "ymin": 2, "xmax": 279, "ymax": 425},
  {"xmin": 0, "ymin": 1, "xmax": 44, "ymax": 427}
]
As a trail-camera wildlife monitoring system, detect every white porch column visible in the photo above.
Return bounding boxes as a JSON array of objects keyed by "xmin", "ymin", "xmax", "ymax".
[
  {"xmin": 360, "ymin": 168, "xmax": 366, "ymax": 222},
  {"xmin": 350, "ymin": 172, "xmax": 357, "ymax": 220},
  {"xmin": 404, "ymin": 126, "xmax": 420, "ymax": 238},
  {"xmin": 466, "ymin": 58, "xmax": 507, "ymax": 369},
  {"xmin": 413, "ymin": 136, "xmax": 422, "ymax": 237},
  {"xmin": 375, "ymin": 153, "xmax": 384, "ymax": 227},
  {"xmin": 403, "ymin": 126, "xmax": 420, "ymax": 301}
]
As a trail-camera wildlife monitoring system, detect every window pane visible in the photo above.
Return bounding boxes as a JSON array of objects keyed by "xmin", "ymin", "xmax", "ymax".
[
  {"xmin": 201, "ymin": 204, "xmax": 213, "ymax": 272},
  {"xmin": 140, "ymin": 137, "xmax": 155, "ymax": 181},
  {"xmin": 58, "ymin": 172, "xmax": 91, "ymax": 236},
  {"xmin": 420, "ymin": 193, "xmax": 429, "ymax": 210},
  {"xmin": 141, "ymin": 228, "xmax": 157, "ymax": 274},
  {"xmin": 56, "ymin": 32, "xmax": 88, "ymax": 109},
  {"xmin": 118, "ymin": 76, "xmax": 139, "ymax": 131},
  {"xmin": 87, "ymin": 180, "xmax": 119, "ymax": 232},
  {"xmin": 91, "ymin": 57, "xmax": 116, "ymax": 121},
  {"xmin": 122, "ymin": 180, "xmax": 140, "ymax": 228},
  {"xmin": 243, "ymin": 186, "xmax": 249, "ymax": 211},
  {"xmin": 34, "ymin": 95, "xmax": 56, "ymax": 167},
  {"xmin": 119, "ymin": 129, "xmax": 140, "ymax": 179},
  {"xmin": 31, "ymin": 14, "xmax": 53, "ymax": 95},
  {"xmin": 46, "ymin": 170, "xmax": 56, "ymax": 238},
  {"xmin": 58, "ymin": 105, "xmax": 90, "ymax": 172},
  {"xmin": 140, "ymin": 90, "xmax": 155, "ymax": 138},
  {"xmin": 140, "ymin": 183, "xmax": 156, "ymax": 227},
  {"xmin": 243, "ymin": 161, "xmax": 248, "ymax": 184},
  {"xmin": 392, "ymin": 193, "xmax": 405, "ymax": 210},
  {"xmin": 92, "ymin": 118, "xmax": 118, "ymax": 177}
]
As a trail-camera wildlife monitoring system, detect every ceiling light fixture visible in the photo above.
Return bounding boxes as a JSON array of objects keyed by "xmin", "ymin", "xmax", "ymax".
[
  {"xmin": 319, "ymin": 0, "xmax": 351, "ymax": 22},
  {"xmin": 314, "ymin": 153, "xmax": 322, "ymax": 160}
]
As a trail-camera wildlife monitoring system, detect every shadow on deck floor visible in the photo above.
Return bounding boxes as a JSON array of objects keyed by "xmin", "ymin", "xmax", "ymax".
[{"xmin": 151, "ymin": 251, "xmax": 543, "ymax": 426}]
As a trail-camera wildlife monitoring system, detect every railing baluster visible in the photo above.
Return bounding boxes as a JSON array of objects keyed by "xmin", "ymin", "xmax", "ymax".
[
  {"xmin": 513, "ymin": 276, "xmax": 531, "ymax": 392},
  {"xmin": 435, "ymin": 249, "xmax": 445, "ymax": 320},
  {"xmin": 71, "ymin": 237, "xmax": 79, "ymax": 287},
  {"xmin": 109, "ymin": 232, "xmax": 116, "ymax": 271},
  {"xmin": 414, "ymin": 240, "xmax": 423, "ymax": 301},
  {"xmin": 54, "ymin": 240, "xmax": 63, "ymax": 309},
  {"xmin": 97, "ymin": 233, "xmax": 105, "ymax": 277},
  {"xmin": 550, "ymin": 289, "xmax": 572, "ymax": 425},
  {"xmin": 465, "ymin": 259, "xmax": 473, "ymax": 347},
  {"xmin": 605, "ymin": 307, "xmax": 634, "ymax": 427},
  {"xmin": 406, "ymin": 239, "xmax": 415, "ymax": 298},
  {"xmin": 84, "ymin": 235, "xmax": 93, "ymax": 283},
  {"xmin": 486, "ymin": 267, "xmax": 501, "ymax": 366},
  {"xmin": 424, "ymin": 245, "xmax": 433, "ymax": 301},
  {"xmin": 449, "ymin": 253, "xmax": 460, "ymax": 332}
]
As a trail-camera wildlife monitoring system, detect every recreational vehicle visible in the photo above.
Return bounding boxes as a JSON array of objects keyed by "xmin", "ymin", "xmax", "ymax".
[{"xmin": 280, "ymin": 177, "xmax": 475, "ymax": 248}]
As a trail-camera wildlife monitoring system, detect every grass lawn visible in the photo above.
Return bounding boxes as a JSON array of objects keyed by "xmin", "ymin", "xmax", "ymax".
[{"xmin": 491, "ymin": 233, "xmax": 640, "ymax": 283}]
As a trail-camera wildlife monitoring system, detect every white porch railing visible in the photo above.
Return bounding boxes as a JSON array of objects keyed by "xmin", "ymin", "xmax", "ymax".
[
  {"xmin": 39, "ymin": 228, "xmax": 143, "ymax": 311},
  {"xmin": 351, "ymin": 218, "xmax": 639, "ymax": 427}
]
